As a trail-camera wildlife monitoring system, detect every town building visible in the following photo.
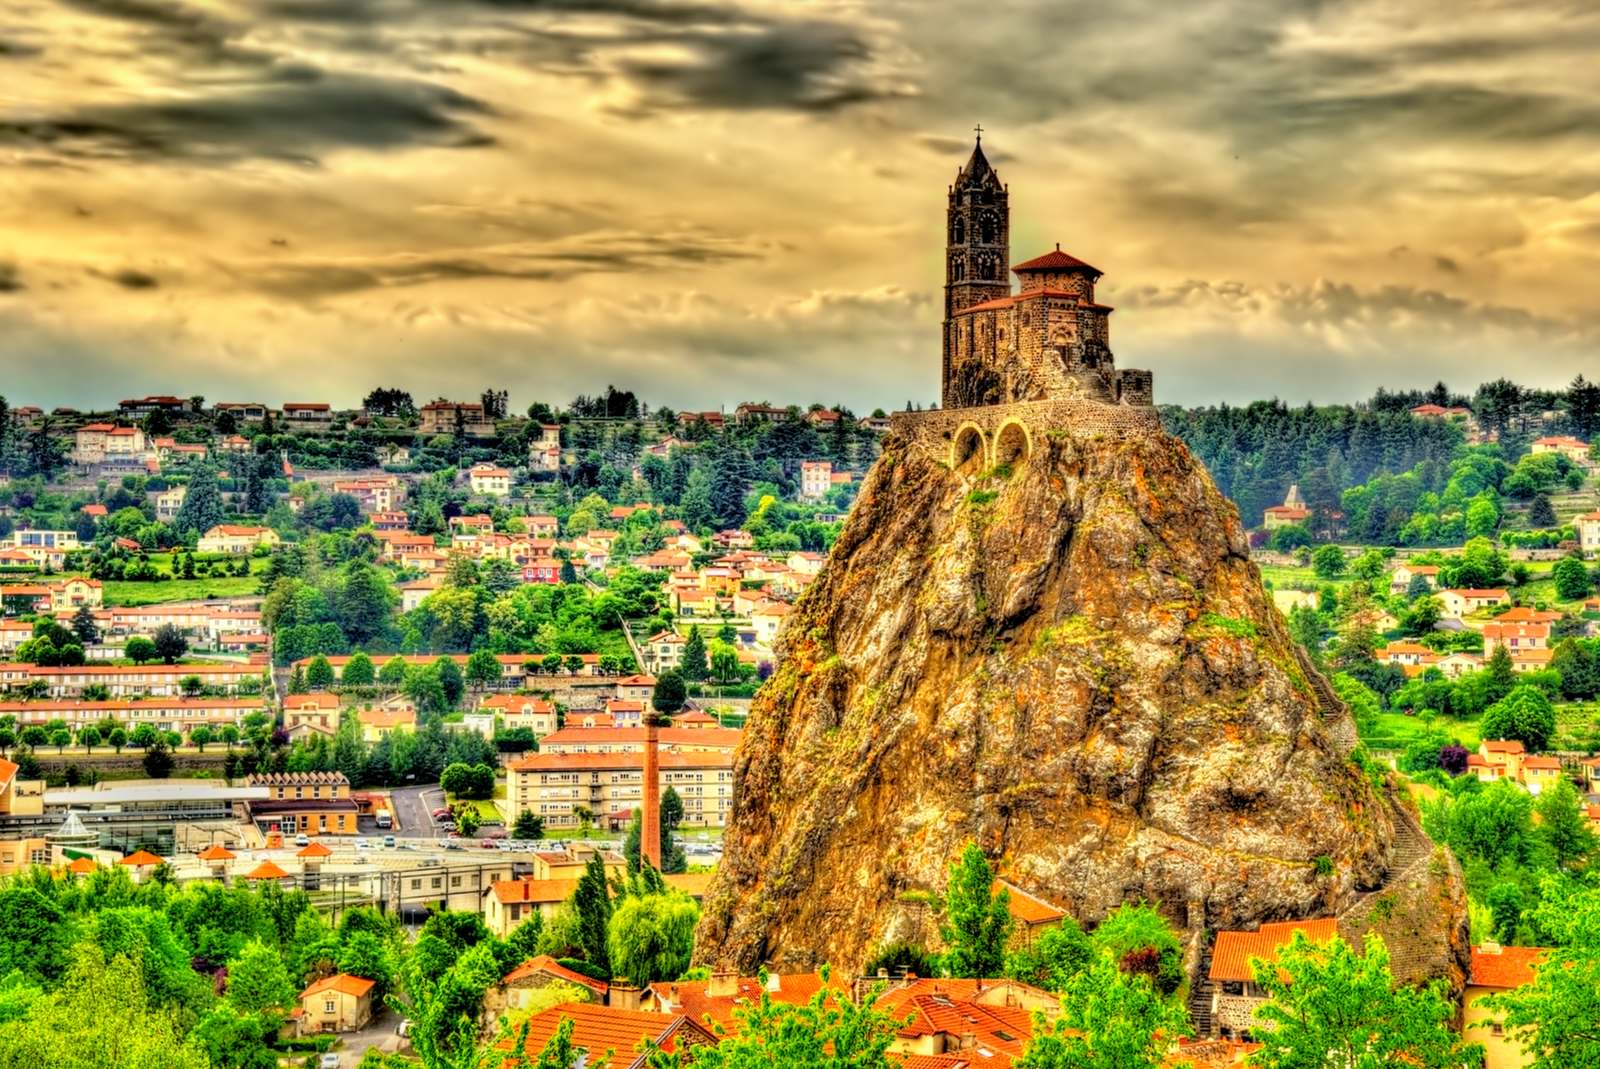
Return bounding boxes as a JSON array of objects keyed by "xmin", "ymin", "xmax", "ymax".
[
  {"xmin": 508, "ymin": 749, "xmax": 735, "ymax": 829},
  {"xmin": 331, "ymin": 476, "xmax": 402, "ymax": 513},
  {"xmin": 468, "ymin": 463, "xmax": 512, "ymax": 496},
  {"xmin": 280, "ymin": 403, "xmax": 334, "ymax": 428},
  {"xmin": 483, "ymin": 872, "xmax": 709, "ymax": 939},
  {"xmin": 72, "ymin": 424, "xmax": 148, "ymax": 464},
  {"xmin": 419, "ymin": 401, "xmax": 496, "ymax": 437},
  {"xmin": 214, "ymin": 402, "xmax": 269, "ymax": 422},
  {"xmin": 529, "ymin": 424, "xmax": 562, "ymax": 471},
  {"xmin": 1436, "ymin": 589, "xmax": 1511, "ymax": 617},
  {"xmin": 479, "ymin": 695, "xmax": 559, "ymax": 735},
  {"xmin": 298, "ymin": 975, "xmax": 374, "ymax": 1034},
  {"xmin": 799, "ymin": 460, "xmax": 834, "ymax": 499},
  {"xmin": 500, "ymin": 1000, "xmax": 717, "ymax": 1069},
  {"xmin": 1531, "ymin": 435, "xmax": 1591, "ymax": 463},
  {"xmin": 0, "ymin": 697, "xmax": 265, "ymax": 732},
  {"xmin": 118, "ymin": 396, "xmax": 193, "ymax": 417},
  {"xmin": 245, "ymin": 772, "xmax": 359, "ymax": 837},
  {"xmin": 0, "ymin": 662, "xmax": 265, "ymax": 699},
  {"xmin": 1389, "ymin": 563, "xmax": 1441, "ymax": 593},
  {"xmin": 2, "ymin": 529, "xmax": 79, "ymax": 569},
  {"xmin": 1576, "ymin": 510, "xmax": 1600, "ymax": 555},
  {"xmin": 196, "ymin": 525, "xmax": 281, "ymax": 554},
  {"xmin": 1464, "ymin": 942, "xmax": 1547, "ymax": 1069},
  {"xmin": 1209, "ymin": 918, "xmax": 1339, "ymax": 1038}
]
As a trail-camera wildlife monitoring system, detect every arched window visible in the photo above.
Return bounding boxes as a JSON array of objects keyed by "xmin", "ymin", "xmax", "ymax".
[
  {"xmin": 951, "ymin": 217, "xmax": 965, "ymax": 244},
  {"xmin": 951, "ymin": 257, "xmax": 965, "ymax": 281},
  {"xmin": 980, "ymin": 213, "xmax": 997, "ymax": 244}
]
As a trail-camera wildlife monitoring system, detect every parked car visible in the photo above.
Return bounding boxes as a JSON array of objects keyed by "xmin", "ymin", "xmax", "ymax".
[
  {"xmin": 320, "ymin": 1054, "xmax": 340, "ymax": 1069},
  {"xmin": 295, "ymin": 833, "xmax": 309, "ymax": 847},
  {"xmin": 396, "ymin": 1019, "xmax": 413, "ymax": 1038},
  {"xmin": 383, "ymin": 836, "xmax": 396, "ymax": 848},
  {"xmin": 355, "ymin": 839, "xmax": 372, "ymax": 851},
  {"xmin": 431, "ymin": 808, "xmax": 450, "ymax": 819},
  {"xmin": 482, "ymin": 838, "xmax": 498, "ymax": 849}
]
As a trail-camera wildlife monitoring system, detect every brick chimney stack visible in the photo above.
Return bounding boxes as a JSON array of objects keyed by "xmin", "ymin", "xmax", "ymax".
[{"xmin": 643, "ymin": 708, "xmax": 662, "ymax": 869}]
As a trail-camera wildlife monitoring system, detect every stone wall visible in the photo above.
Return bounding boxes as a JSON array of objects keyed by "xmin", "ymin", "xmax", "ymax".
[{"xmin": 891, "ymin": 398, "xmax": 1162, "ymax": 468}]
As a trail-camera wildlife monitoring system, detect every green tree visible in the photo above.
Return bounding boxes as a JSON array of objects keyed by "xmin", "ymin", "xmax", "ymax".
[
  {"xmin": 403, "ymin": 665, "xmax": 449, "ymax": 715},
  {"xmin": 1245, "ymin": 931, "xmax": 1476, "ymax": 1069},
  {"xmin": 1465, "ymin": 496, "xmax": 1501, "ymax": 539},
  {"xmin": 188, "ymin": 726, "xmax": 213, "ymax": 753},
  {"xmin": 1553, "ymin": 556, "xmax": 1592, "ymax": 600},
  {"xmin": 1089, "ymin": 901, "xmax": 1184, "ymax": 997},
  {"xmin": 652, "ymin": 670, "xmax": 687, "ymax": 714},
  {"xmin": 465, "ymin": 649, "xmax": 503, "ymax": 690},
  {"xmin": 1311, "ymin": 544, "xmax": 1345, "ymax": 580},
  {"xmin": 1006, "ymin": 919, "xmax": 1095, "ymax": 993},
  {"xmin": 1528, "ymin": 493, "xmax": 1558, "ymax": 527},
  {"xmin": 1534, "ymin": 776, "xmax": 1596, "ymax": 869},
  {"xmin": 192, "ymin": 1003, "xmax": 277, "ymax": 1069},
  {"xmin": 607, "ymin": 885, "xmax": 699, "ymax": 987},
  {"xmin": 342, "ymin": 651, "xmax": 376, "ymax": 687},
  {"xmin": 337, "ymin": 930, "xmax": 396, "ymax": 999},
  {"xmin": 1481, "ymin": 685, "xmax": 1557, "ymax": 752},
  {"xmin": 125, "ymin": 636, "xmax": 157, "ymax": 665},
  {"xmin": 437, "ymin": 657, "xmax": 466, "ymax": 708},
  {"xmin": 1015, "ymin": 951, "xmax": 1189, "ymax": 1069},
  {"xmin": 70, "ymin": 605, "xmax": 101, "ymax": 646},
  {"xmin": 76, "ymin": 726, "xmax": 101, "ymax": 754},
  {"xmin": 709, "ymin": 642, "xmax": 740, "ymax": 683},
  {"xmin": 571, "ymin": 853, "xmax": 612, "ymax": 974},
  {"xmin": 226, "ymin": 939, "xmax": 296, "ymax": 1015},
  {"xmin": 306, "ymin": 654, "xmax": 336, "ymax": 689},
  {"xmin": 456, "ymin": 808, "xmax": 482, "ymax": 839},
  {"xmin": 939, "ymin": 843, "xmax": 1012, "ymax": 979},
  {"xmin": 174, "ymin": 462, "xmax": 226, "ymax": 537},
  {"xmin": 1485, "ymin": 644, "xmax": 1518, "ymax": 704},
  {"xmin": 1476, "ymin": 879, "xmax": 1600, "ymax": 1064},
  {"xmin": 680, "ymin": 627, "xmax": 708, "ymax": 681},
  {"xmin": 142, "ymin": 734, "xmax": 175, "ymax": 778},
  {"xmin": 379, "ymin": 655, "xmax": 409, "ymax": 688},
  {"xmin": 152, "ymin": 623, "xmax": 188, "ymax": 665},
  {"xmin": 512, "ymin": 810, "xmax": 544, "ymax": 840},
  {"xmin": 0, "ymin": 888, "xmax": 69, "ymax": 984}
]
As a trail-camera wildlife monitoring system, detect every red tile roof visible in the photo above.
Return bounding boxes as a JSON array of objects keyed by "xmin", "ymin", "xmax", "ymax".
[
  {"xmin": 1209, "ymin": 918, "xmax": 1339, "ymax": 982},
  {"xmin": 503, "ymin": 1002, "xmax": 715, "ymax": 1068},
  {"xmin": 197, "ymin": 844, "xmax": 237, "ymax": 860},
  {"xmin": 297, "ymin": 841, "xmax": 334, "ymax": 858},
  {"xmin": 647, "ymin": 971, "xmax": 841, "ymax": 1029},
  {"xmin": 1469, "ymin": 944, "xmax": 1547, "ymax": 989},
  {"xmin": 301, "ymin": 974, "xmax": 376, "ymax": 999},
  {"xmin": 245, "ymin": 860, "xmax": 291, "ymax": 880},
  {"xmin": 997, "ymin": 880, "xmax": 1067, "ymax": 926},
  {"xmin": 119, "ymin": 849, "xmax": 164, "ymax": 865},
  {"xmin": 1483, "ymin": 740, "xmax": 1526, "ymax": 754},
  {"xmin": 503, "ymin": 955, "xmax": 609, "ymax": 995},
  {"xmin": 1013, "ymin": 248, "xmax": 1100, "ymax": 274}
]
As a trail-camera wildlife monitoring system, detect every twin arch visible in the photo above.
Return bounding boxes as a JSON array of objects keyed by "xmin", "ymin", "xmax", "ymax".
[{"xmin": 949, "ymin": 417, "xmax": 1033, "ymax": 471}]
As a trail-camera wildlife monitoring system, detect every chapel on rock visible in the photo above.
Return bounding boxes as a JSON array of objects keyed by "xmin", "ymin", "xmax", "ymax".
[{"xmin": 940, "ymin": 137, "xmax": 1154, "ymax": 412}]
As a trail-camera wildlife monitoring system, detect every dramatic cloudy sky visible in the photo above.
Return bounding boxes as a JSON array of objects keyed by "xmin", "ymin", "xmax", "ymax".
[{"xmin": 2, "ymin": 0, "xmax": 1598, "ymax": 412}]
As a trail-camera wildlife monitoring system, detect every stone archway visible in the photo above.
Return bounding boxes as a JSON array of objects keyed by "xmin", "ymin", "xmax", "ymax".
[
  {"xmin": 993, "ymin": 419, "xmax": 1032, "ymax": 468},
  {"xmin": 951, "ymin": 423, "xmax": 987, "ymax": 472}
]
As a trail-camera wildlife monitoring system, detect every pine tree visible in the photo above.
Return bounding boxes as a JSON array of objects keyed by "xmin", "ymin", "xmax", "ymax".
[
  {"xmin": 940, "ymin": 843, "xmax": 1013, "ymax": 978},
  {"xmin": 174, "ymin": 463, "xmax": 226, "ymax": 537},
  {"xmin": 680, "ymin": 627, "xmax": 708, "ymax": 681}
]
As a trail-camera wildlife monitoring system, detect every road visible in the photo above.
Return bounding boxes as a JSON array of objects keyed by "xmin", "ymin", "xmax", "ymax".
[{"xmin": 387, "ymin": 784, "xmax": 446, "ymax": 840}]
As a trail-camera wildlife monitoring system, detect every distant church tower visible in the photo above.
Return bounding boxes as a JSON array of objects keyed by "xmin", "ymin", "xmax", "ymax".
[{"xmin": 942, "ymin": 134, "xmax": 1010, "ymax": 405}]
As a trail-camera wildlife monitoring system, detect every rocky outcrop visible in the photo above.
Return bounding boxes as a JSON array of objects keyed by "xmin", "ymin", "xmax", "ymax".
[{"xmin": 695, "ymin": 425, "xmax": 1459, "ymax": 978}]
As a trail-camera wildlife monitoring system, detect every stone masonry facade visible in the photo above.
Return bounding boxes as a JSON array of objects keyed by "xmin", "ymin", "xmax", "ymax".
[{"xmin": 907, "ymin": 134, "xmax": 1158, "ymax": 463}]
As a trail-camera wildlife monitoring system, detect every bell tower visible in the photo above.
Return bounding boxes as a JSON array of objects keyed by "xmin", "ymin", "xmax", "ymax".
[{"xmin": 942, "ymin": 130, "xmax": 1010, "ymax": 405}]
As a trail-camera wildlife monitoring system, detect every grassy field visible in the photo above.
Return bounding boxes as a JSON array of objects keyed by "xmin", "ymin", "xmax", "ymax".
[{"xmin": 101, "ymin": 577, "xmax": 262, "ymax": 604}]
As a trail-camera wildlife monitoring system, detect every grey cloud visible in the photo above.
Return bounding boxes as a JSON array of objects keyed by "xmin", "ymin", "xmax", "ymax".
[
  {"xmin": 92, "ymin": 267, "xmax": 160, "ymax": 288},
  {"xmin": 0, "ymin": 72, "xmax": 491, "ymax": 160},
  {"xmin": 0, "ymin": 263, "xmax": 22, "ymax": 292},
  {"xmin": 0, "ymin": 39, "xmax": 41, "ymax": 57},
  {"xmin": 232, "ymin": 231, "xmax": 763, "ymax": 300}
]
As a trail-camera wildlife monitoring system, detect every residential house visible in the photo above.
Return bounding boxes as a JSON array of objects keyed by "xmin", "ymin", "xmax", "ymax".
[
  {"xmin": 419, "ymin": 400, "xmax": 496, "ymax": 437},
  {"xmin": 155, "ymin": 484, "xmax": 187, "ymax": 519},
  {"xmin": 785, "ymin": 551, "xmax": 826, "ymax": 576},
  {"xmin": 997, "ymin": 879, "xmax": 1068, "ymax": 947},
  {"xmin": 641, "ymin": 971, "xmax": 843, "ymax": 1026},
  {"xmin": 529, "ymin": 424, "xmax": 561, "ymax": 471},
  {"xmin": 1389, "ymin": 564, "xmax": 1441, "ymax": 594},
  {"xmin": 1511, "ymin": 648, "xmax": 1555, "ymax": 673},
  {"xmin": 753, "ymin": 601, "xmax": 790, "ymax": 643},
  {"xmin": 1497, "ymin": 606, "xmax": 1564, "ymax": 625},
  {"xmin": 733, "ymin": 403, "xmax": 790, "ymax": 425},
  {"xmin": 1531, "ymin": 435, "xmax": 1590, "ymax": 462},
  {"xmin": 1483, "ymin": 622, "xmax": 1549, "ymax": 658},
  {"xmin": 498, "ymin": 1001, "xmax": 717, "ymax": 1069},
  {"xmin": 874, "ymin": 977, "xmax": 1057, "ymax": 1067},
  {"xmin": 617, "ymin": 674, "xmax": 656, "ymax": 702},
  {"xmin": 358, "ymin": 706, "xmax": 416, "ymax": 741},
  {"xmin": 481, "ymin": 695, "xmax": 558, "ymax": 735},
  {"xmin": 1521, "ymin": 755, "xmax": 1563, "ymax": 795},
  {"xmin": 1437, "ymin": 589, "xmax": 1510, "ymax": 617},
  {"xmin": 197, "ymin": 525, "xmax": 281, "ymax": 554},
  {"xmin": 1576, "ymin": 510, "xmax": 1600, "ymax": 555},
  {"xmin": 484, "ymin": 871, "xmax": 708, "ymax": 938},
  {"xmin": 1209, "ymin": 918, "xmax": 1340, "ymax": 1038},
  {"xmin": 859, "ymin": 414, "xmax": 892, "ymax": 432},
  {"xmin": 1469, "ymin": 740, "xmax": 1527, "ymax": 783},
  {"xmin": 281, "ymin": 403, "xmax": 334, "ymax": 428},
  {"xmin": 1464, "ymin": 942, "xmax": 1548, "ymax": 1069},
  {"xmin": 118, "ymin": 396, "xmax": 192, "ymax": 417},
  {"xmin": 468, "ymin": 463, "xmax": 512, "ymax": 497},
  {"xmin": 1377, "ymin": 641, "xmax": 1438, "ymax": 668},
  {"xmin": 332, "ymin": 476, "xmax": 401, "ymax": 513},
  {"xmin": 213, "ymin": 402, "xmax": 268, "ymax": 422},
  {"xmin": 536, "ymin": 725, "xmax": 741, "ymax": 756},
  {"xmin": 298, "ymin": 975, "xmax": 374, "ymax": 1034},
  {"xmin": 799, "ymin": 460, "xmax": 833, "ymax": 499},
  {"xmin": 1435, "ymin": 652, "xmax": 1483, "ymax": 678},
  {"xmin": 0, "ymin": 662, "xmax": 262, "ymax": 700},
  {"xmin": 370, "ymin": 511, "xmax": 409, "ymax": 532},
  {"xmin": 220, "ymin": 435, "xmax": 252, "ymax": 453},
  {"xmin": 483, "ymin": 957, "xmax": 607, "ymax": 1027},
  {"xmin": 72, "ymin": 424, "xmax": 148, "ymax": 464},
  {"xmin": 0, "ymin": 697, "xmax": 265, "ymax": 733},
  {"xmin": 2, "ymin": 529, "xmax": 79, "ymax": 568},
  {"xmin": 712, "ymin": 529, "xmax": 754, "ymax": 550},
  {"xmin": 642, "ymin": 631, "xmax": 686, "ymax": 674},
  {"xmin": 283, "ymin": 693, "xmax": 340, "ymax": 740},
  {"xmin": 807, "ymin": 408, "xmax": 841, "ymax": 428},
  {"xmin": 527, "ymin": 515, "xmax": 559, "ymax": 536},
  {"xmin": 1271, "ymin": 589, "xmax": 1320, "ymax": 615},
  {"xmin": 508, "ymin": 750, "xmax": 736, "ymax": 829}
]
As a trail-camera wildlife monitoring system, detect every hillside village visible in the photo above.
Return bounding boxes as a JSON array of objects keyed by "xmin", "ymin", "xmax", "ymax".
[{"xmin": 2, "ymin": 379, "xmax": 1600, "ymax": 1067}]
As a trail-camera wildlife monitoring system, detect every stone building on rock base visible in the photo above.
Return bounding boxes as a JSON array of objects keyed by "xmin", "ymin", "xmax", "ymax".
[{"xmin": 900, "ymin": 135, "xmax": 1158, "ymax": 467}]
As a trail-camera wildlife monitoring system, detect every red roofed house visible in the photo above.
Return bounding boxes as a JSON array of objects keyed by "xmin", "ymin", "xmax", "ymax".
[
  {"xmin": 484, "ymin": 956, "xmax": 608, "ymax": 1026},
  {"xmin": 1437, "ymin": 589, "xmax": 1511, "ymax": 618},
  {"xmin": 197, "ymin": 525, "xmax": 282, "ymax": 554},
  {"xmin": 874, "ymin": 976, "xmax": 1058, "ymax": 1067},
  {"xmin": 468, "ymin": 463, "xmax": 511, "ymax": 497},
  {"xmin": 1471, "ymin": 739, "xmax": 1527, "ymax": 783},
  {"xmin": 1389, "ymin": 563, "xmax": 1440, "ymax": 594},
  {"xmin": 1482, "ymin": 621, "xmax": 1549, "ymax": 658},
  {"xmin": 1576, "ymin": 510, "xmax": 1600, "ymax": 555},
  {"xmin": 641, "ymin": 970, "xmax": 844, "ymax": 1029},
  {"xmin": 1209, "ymin": 918, "xmax": 1339, "ymax": 1039},
  {"xmin": 503, "ymin": 1001, "xmax": 718, "ymax": 1069},
  {"xmin": 1464, "ymin": 942, "xmax": 1548, "ymax": 1069},
  {"xmin": 298, "ymin": 974, "xmax": 374, "ymax": 1033},
  {"xmin": 1376, "ymin": 641, "xmax": 1437, "ymax": 667},
  {"xmin": 1531, "ymin": 435, "xmax": 1590, "ymax": 462},
  {"xmin": 1520, "ymin": 755, "xmax": 1563, "ymax": 795},
  {"xmin": 281, "ymin": 402, "xmax": 334, "ymax": 428}
]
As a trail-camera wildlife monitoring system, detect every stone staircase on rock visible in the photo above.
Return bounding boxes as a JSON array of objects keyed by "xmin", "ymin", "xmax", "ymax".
[
  {"xmin": 1187, "ymin": 938, "xmax": 1217, "ymax": 1038},
  {"xmin": 1294, "ymin": 646, "xmax": 1359, "ymax": 755}
]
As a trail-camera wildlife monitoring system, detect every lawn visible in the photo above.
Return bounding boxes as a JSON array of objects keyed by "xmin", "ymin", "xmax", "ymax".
[
  {"xmin": 1364, "ymin": 711, "xmax": 1482, "ymax": 752},
  {"xmin": 101, "ymin": 576, "xmax": 261, "ymax": 605}
]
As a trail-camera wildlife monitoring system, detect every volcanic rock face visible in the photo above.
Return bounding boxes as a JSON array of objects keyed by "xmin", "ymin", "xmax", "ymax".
[{"xmin": 695, "ymin": 427, "xmax": 1415, "ymax": 975}]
